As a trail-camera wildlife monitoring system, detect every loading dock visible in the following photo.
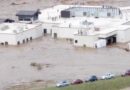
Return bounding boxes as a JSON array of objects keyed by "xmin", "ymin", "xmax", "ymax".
[
  {"xmin": 106, "ymin": 35, "xmax": 117, "ymax": 45},
  {"xmin": 99, "ymin": 35, "xmax": 117, "ymax": 45}
]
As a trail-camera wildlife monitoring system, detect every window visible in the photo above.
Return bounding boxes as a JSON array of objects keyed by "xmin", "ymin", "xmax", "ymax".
[
  {"xmin": 83, "ymin": 12, "xmax": 87, "ymax": 16},
  {"xmin": 107, "ymin": 13, "xmax": 111, "ymax": 17},
  {"xmin": 24, "ymin": 18, "xmax": 31, "ymax": 21},
  {"xmin": 75, "ymin": 40, "xmax": 78, "ymax": 43}
]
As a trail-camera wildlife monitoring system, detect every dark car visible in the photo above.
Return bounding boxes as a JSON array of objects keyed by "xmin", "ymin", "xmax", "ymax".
[
  {"xmin": 71, "ymin": 79, "xmax": 83, "ymax": 85},
  {"xmin": 88, "ymin": 75, "xmax": 98, "ymax": 82},
  {"xmin": 122, "ymin": 70, "xmax": 130, "ymax": 77}
]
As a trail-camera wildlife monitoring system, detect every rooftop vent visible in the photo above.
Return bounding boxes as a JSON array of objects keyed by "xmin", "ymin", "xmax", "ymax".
[{"xmin": 102, "ymin": 5, "xmax": 114, "ymax": 9}]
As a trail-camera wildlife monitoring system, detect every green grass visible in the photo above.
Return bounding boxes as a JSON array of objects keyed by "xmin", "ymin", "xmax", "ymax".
[{"xmin": 42, "ymin": 76, "xmax": 130, "ymax": 90}]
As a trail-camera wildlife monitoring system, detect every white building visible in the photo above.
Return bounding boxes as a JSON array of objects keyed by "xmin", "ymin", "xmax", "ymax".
[
  {"xmin": 73, "ymin": 24, "xmax": 130, "ymax": 48},
  {"xmin": 73, "ymin": 7, "xmax": 130, "ymax": 48},
  {"xmin": 39, "ymin": 5, "xmax": 73, "ymax": 35},
  {"xmin": 0, "ymin": 23, "xmax": 43, "ymax": 45},
  {"xmin": 38, "ymin": 5, "xmax": 124, "ymax": 37},
  {"xmin": 38, "ymin": 5, "xmax": 130, "ymax": 48},
  {"xmin": 51, "ymin": 18, "xmax": 93, "ymax": 39}
]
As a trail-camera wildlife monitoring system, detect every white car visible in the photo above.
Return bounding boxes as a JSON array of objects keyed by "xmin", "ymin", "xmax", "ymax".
[
  {"xmin": 56, "ymin": 80, "xmax": 70, "ymax": 87},
  {"xmin": 101, "ymin": 73, "xmax": 115, "ymax": 80}
]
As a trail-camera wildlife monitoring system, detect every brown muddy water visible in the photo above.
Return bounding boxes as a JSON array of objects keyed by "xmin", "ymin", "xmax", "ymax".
[{"xmin": 0, "ymin": 36, "xmax": 130, "ymax": 90}]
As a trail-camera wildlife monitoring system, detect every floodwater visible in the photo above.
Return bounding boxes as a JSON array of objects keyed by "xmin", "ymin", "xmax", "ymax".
[{"xmin": 0, "ymin": 36, "xmax": 130, "ymax": 90}]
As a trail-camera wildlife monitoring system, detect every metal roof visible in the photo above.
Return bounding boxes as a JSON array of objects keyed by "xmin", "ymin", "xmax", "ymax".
[
  {"xmin": 63, "ymin": 5, "xmax": 119, "ymax": 12},
  {"xmin": 16, "ymin": 10, "xmax": 38, "ymax": 16},
  {"xmin": 0, "ymin": 19, "xmax": 6, "ymax": 23}
]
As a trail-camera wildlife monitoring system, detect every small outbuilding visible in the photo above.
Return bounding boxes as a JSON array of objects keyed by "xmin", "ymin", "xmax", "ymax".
[{"xmin": 16, "ymin": 10, "xmax": 40, "ymax": 22}]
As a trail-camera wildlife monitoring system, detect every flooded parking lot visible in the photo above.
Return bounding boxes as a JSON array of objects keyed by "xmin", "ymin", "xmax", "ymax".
[{"xmin": 0, "ymin": 36, "xmax": 129, "ymax": 90}]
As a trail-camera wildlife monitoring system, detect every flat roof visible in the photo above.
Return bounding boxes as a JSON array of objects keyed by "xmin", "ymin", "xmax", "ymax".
[
  {"xmin": 75, "ymin": 24, "xmax": 130, "ymax": 36},
  {"xmin": 99, "ymin": 25, "xmax": 130, "ymax": 34},
  {"xmin": 51, "ymin": 17, "xmax": 126, "ymax": 28},
  {"xmin": 123, "ymin": 21, "xmax": 130, "ymax": 25},
  {"xmin": 0, "ymin": 23, "xmax": 40, "ymax": 34},
  {"xmin": 120, "ymin": 6, "xmax": 130, "ymax": 10}
]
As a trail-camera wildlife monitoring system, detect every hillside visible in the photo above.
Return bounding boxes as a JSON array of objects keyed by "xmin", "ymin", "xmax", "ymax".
[{"xmin": 0, "ymin": 0, "xmax": 130, "ymax": 19}]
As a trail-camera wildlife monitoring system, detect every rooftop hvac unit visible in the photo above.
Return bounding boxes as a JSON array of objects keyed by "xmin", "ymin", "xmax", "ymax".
[
  {"xmin": 82, "ymin": 20, "xmax": 88, "ymax": 25},
  {"xmin": 24, "ymin": 25, "xmax": 28, "ymax": 29},
  {"xmin": 18, "ymin": 26, "xmax": 24, "ymax": 32},
  {"xmin": 95, "ymin": 27, "xmax": 100, "ymax": 31},
  {"xmin": 13, "ymin": 30, "xmax": 17, "ymax": 33},
  {"xmin": 1, "ymin": 25, "xmax": 9, "ymax": 31}
]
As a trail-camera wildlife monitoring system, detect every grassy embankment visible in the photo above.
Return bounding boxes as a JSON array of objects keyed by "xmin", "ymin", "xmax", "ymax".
[{"xmin": 41, "ymin": 76, "xmax": 130, "ymax": 90}]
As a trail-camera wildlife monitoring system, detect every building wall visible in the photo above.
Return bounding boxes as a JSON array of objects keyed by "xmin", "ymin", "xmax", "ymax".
[
  {"xmin": 0, "ymin": 34, "xmax": 17, "ymax": 45},
  {"xmin": 0, "ymin": 24, "xmax": 43, "ymax": 45},
  {"xmin": 124, "ymin": 28, "xmax": 130, "ymax": 42},
  {"xmin": 73, "ymin": 35, "xmax": 98, "ymax": 48},
  {"xmin": 15, "ymin": 24, "xmax": 43, "ymax": 45},
  {"xmin": 117, "ymin": 29, "xmax": 130, "ymax": 43},
  {"xmin": 62, "ymin": 7, "xmax": 121, "ymax": 18},
  {"xmin": 51, "ymin": 27, "xmax": 85, "ymax": 39},
  {"xmin": 117, "ymin": 30, "xmax": 126, "ymax": 43},
  {"xmin": 42, "ymin": 23, "xmax": 55, "ymax": 34},
  {"xmin": 73, "ymin": 9, "xmax": 120, "ymax": 17},
  {"xmin": 17, "ymin": 14, "xmax": 38, "ymax": 22}
]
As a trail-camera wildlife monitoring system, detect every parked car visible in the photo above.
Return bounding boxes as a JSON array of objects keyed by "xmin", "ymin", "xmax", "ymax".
[
  {"xmin": 84, "ymin": 78, "xmax": 89, "ymax": 83},
  {"xmin": 121, "ymin": 70, "xmax": 130, "ymax": 77},
  {"xmin": 56, "ymin": 80, "xmax": 70, "ymax": 87},
  {"xmin": 101, "ymin": 73, "xmax": 115, "ymax": 80},
  {"xmin": 88, "ymin": 75, "xmax": 98, "ymax": 82},
  {"xmin": 71, "ymin": 79, "xmax": 83, "ymax": 85}
]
